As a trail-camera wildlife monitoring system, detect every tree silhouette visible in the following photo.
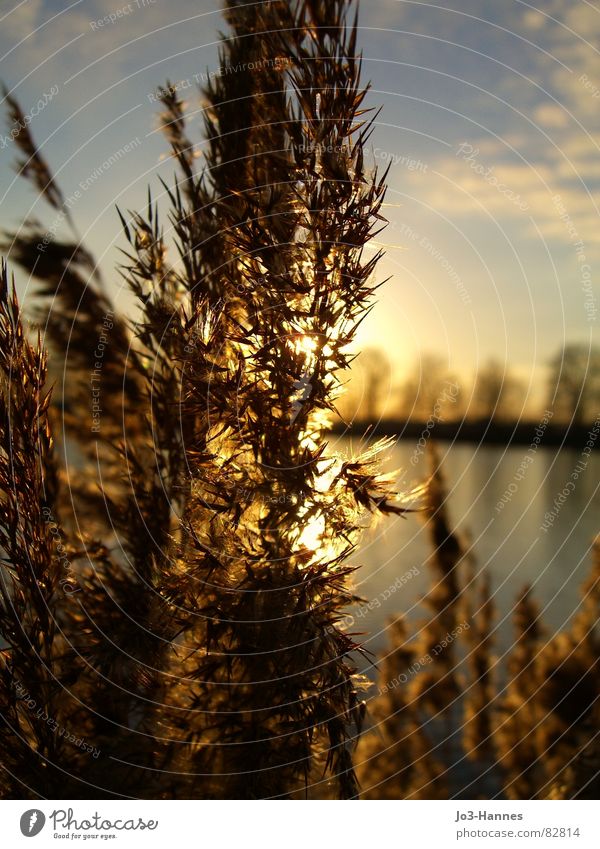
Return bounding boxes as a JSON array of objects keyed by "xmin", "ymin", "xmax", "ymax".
[
  {"xmin": 547, "ymin": 344, "xmax": 600, "ymax": 425},
  {"xmin": 472, "ymin": 358, "xmax": 525, "ymax": 423},
  {"xmin": 400, "ymin": 353, "xmax": 458, "ymax": 421}
]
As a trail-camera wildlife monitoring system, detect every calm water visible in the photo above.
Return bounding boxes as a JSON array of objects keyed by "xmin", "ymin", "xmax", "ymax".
[{"xmin": 339, "ymin": 439, "xmax": 600, "ymax": 658}]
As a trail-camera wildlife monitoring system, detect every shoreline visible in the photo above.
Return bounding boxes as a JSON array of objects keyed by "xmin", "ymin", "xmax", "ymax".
[{"xmin": 329, "ymin": 419, "xmax": 600, "ymax": 449}]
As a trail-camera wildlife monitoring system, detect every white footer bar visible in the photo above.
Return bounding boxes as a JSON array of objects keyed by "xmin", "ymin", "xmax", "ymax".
[{"xmin": 0, "ymin": 800, "xmax": 597, "ymax": 847}]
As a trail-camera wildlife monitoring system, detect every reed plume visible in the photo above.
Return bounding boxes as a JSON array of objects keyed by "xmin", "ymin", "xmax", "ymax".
[{"xmin": 0, "ymin": 0, "xmax": 413, "ymax": 799}]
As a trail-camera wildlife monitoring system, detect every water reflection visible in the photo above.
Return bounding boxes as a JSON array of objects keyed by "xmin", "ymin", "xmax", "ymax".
[{"xmin": 346, "ymin": 440, "xmax": 600, "ymax": 655}]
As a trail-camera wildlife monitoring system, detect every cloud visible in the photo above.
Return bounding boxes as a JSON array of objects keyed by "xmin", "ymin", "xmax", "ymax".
[
  {"xmin": 399, "ymin": 136, "xmax": 600, "ymax": 259},
  {"xmin": 0, "ymin": 0, "xmax": 44, "ymax": 43},
  {"xmin": 521, "ymin": 8, "xmax": 548, "ymax": 31},
  {"xmin": 0, "ymin": 0, "xmax": 223, "ymax": 87},
  {"xmin": 521, "ymin": 4, "xmax": 600, "ymax": 121},
  {"xmin": 533, "ymin": 103, "xmax": 570, "ymax": 128}
]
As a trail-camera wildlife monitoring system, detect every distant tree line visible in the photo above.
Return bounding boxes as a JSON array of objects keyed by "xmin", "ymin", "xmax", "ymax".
[{"xmin": 339, "ymin": 343, "xmax": 600, "ymax": 426}]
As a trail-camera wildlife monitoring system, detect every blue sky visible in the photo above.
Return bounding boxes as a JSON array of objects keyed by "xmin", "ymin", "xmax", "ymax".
[{"xmin": 1, "ymin": 0, "xmax": 599, "ymax": 410}]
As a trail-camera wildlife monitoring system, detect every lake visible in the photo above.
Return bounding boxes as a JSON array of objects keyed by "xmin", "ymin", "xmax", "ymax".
[{"xmin": 337, "ymin": 438, "xmax": 600, "ymax": 660}]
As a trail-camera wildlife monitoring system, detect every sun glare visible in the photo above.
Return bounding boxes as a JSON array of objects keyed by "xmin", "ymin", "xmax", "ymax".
[
  {"xmin": 288, "ymin": 334, "xmax": 319, "ymax": 357},
  {"xmin": 297, "ymin": 510, "xmax": 326, "ymax": 551}
]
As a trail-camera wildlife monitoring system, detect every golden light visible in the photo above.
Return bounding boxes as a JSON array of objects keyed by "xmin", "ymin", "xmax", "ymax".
[
  {"xmin": 297, "ymin": 510, "xmax": 326, "ymax": 551},
  {"xmin": 294, "ymin": 457, "xmax": 344, "ymax": 559},
  {"xmin": 288, "ymin": 333, "xmax": 318, "ymax": 357}
]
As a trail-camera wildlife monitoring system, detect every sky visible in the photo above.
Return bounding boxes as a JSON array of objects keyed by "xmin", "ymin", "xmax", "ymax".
[{"xmin": 0, "ymin": 0, "xmax": 599, "ymax": 413}]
